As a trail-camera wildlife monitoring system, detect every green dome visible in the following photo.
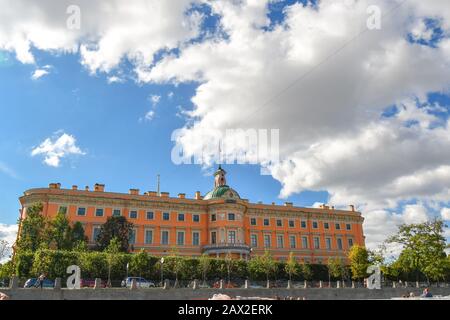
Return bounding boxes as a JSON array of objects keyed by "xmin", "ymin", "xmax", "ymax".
[{"xmin": 203, "ymin": 185, "xmax": 240, "ymax": 200}]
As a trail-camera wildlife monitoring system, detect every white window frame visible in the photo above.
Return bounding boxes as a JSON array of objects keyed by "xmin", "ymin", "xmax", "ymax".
[
  {"xmin": 177, "ymin": 230, "xmax": 185, "ymax": 246},
  {"xmin": 144, "ymin": 229, "xmax": 154, "ymax": 245},
  {"xmin": 161, "ymin": 230, "xmax": 170, "ymax": 245},
  {"xmin": 192, "ymin": 231, "xmax": 200, "ymax": 246}
]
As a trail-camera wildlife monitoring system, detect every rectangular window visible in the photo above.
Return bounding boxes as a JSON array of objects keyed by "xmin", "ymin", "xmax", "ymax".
[
  {"xmin": 95, "ymin": 208, "xmax": 104, "ymax": 217},
  {"xmin": 129, "ymin": 210, "xmax": 138, "ymax": 219},
  {"xmin": 77, "ymin": 207, "xmax": 86, "ymax": 216},
  {"xmin": 145, "ymin": 230, "xmax": 153, "ymax": 244},
  {"xmin": 324, "ymin": 222, "xmax": 329, "ymax": 229},
  {"xmin": 250, "ymin": 218, "xmax": 256, "ymax": 226},
  {"xmin": 177, "ymin": 231, "xmax": 185, "ymax": 245},
  {"xmin": 93, "ymin": 227, "xmax": 101, "ymax": 241},
  {"xmin": 146, "ymin": 211, "xmax": 154, "ymax": 220},
  {"xmin": 264, "ymin": 235, "xmax": 271, "ymax": 248},
  {"xmin": 251, "ymin": 234, "xmax": 258, "ymax": 247},
  {"xmin": 301, "ymin": 221, "xmax": 306, "ymax": 228},
  {"xmin": 277, "ymin": 235, "xmax": 284, "ymax": 248},
  {"xmin": 228, "ymin": 231, "xmax": 236, "ymax": 243},
  {"xmin": 163, "ymin": 212, "xmax": 170, "ymax": 221},
  {"xmin": 326, "ymin": 238, "xmax": 332, "ymax": 250},
  {"xmin": 129, "ymin": 229, "xmax": 136, "ymax": 245},
  {"xmin": 193, "ymin": 232, "xmax": 200, "ymax": 246},
  {"xmin": 113, "ymin": 209, "xmax": 121, "ymax": 217},
  {"xmin": 161, "ymin": 231, "xmax": 169, "ymax": 245},
  {"xmin": 312, "ymin": 221, "xmax": 318, "ymax": 229},
  {"xmin": 348, "ymin": 238, "xmax": 354, "ymax": 247},
  {"xmin": 289, "ymin": 235, "xmax": 296, "ymax": 248},
  {"xmin": 335, "ymin": 223, "xmax": 341, "ymax": 230},
  {"xmin": 263, "ymin": 218, "xmax": 270, "ymax": 226},
  {"xmin": 178, "ymin": 213, "xmax": 185, "ymax": 221},
  {"xmin": 228, "ymin": 213, "xmax": 235, "ymax": 221},
  {"xmin": 193, "ymin": 214, "xmax": 200, "ymax": 222},
  {"xmin": 289, "ymin": 220, "xmax": 295, "ymax": 228},
  {"xmin": 346, "ymin": 224, "xmax": 351, "ymax": 231},
  {"xmin": 276, "ymin": 219, "xmax": 282, "ymax": 227},
  {"xmin": 337, "ymin": 238, "xmax": 343, "ymax": 250},
  {"xmin": 211, "ymin": 232, "xmax": 217, "ymax": 244},
  {"xmin": 58, "ymin": 206, "xmax": 67, "ymax": 215},
  {"xmin": 302, "ymin": 236, "xmax": 308, "ymax": 249},
  {"xmin": 211, "ymin": 214, "xmax": 216, "ymax": 222},
  {"xmin": 314, "ymin": 237, "xmax": 320, "ymax": 249}
]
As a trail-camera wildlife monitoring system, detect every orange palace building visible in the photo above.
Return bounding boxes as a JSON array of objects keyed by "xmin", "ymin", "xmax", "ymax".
[{"xmin": 18, "ymin": 166, "xmax": 365, "ymax": 263}]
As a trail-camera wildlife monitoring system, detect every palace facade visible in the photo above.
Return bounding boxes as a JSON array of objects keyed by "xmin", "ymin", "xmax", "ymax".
[{"xmin": 18, "ymin": 166, "xmax": 365, "ymax": 263}]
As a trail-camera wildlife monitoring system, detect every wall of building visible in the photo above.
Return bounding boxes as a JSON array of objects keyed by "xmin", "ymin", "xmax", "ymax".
[{"xmin": 18, "ymin": 183, "xmax": 365, "ymax": 262}]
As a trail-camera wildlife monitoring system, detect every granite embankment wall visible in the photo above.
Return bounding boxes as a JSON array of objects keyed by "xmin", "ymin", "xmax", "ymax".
[{"xmin": 2, "ymin": 287, "xmax": 450, "ymax": 300}]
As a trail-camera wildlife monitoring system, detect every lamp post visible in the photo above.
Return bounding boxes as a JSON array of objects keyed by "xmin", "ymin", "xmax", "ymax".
[
  {"xmin": 160, "ymin": 257, "xmax": 165, "ymax": 287},
  {"xmin": 126, "ymin": 263, "xmax": 129, "ymax": 279}
]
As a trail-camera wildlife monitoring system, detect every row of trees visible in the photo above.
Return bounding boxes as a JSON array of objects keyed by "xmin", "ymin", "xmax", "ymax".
[{"xmin": 2, "ymin": 202, "xmax": 449, "ymax": 283}]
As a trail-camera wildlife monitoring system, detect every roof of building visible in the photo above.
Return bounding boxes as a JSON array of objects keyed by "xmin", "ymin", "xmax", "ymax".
[{"xmin": 203, "ymin": 185, "xmax": 241, "ymax": 200}]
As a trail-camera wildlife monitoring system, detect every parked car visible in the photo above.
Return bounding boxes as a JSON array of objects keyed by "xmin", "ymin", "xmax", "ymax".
[
  {"xmin": 121, "ymin": 277, "xmax": 155, "ymax": 288},
  {"xmin": 213, "ymin": 281, "xmax": 238, "ymax": 289},
  {"xmin": 24, "ymin": 278, "xmax": 54, "ymax": 288},
  {"xmin": 80, "ymin": 279, "xmax": 107, "ymax": 288}
]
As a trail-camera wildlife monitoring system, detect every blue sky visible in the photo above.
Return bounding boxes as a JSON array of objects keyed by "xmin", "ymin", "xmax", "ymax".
[
  {"xmin": 0, "ymin": 0, "xmax": 449, "ymax": 252},
  {"xmin": 0, "ymin": 49, "xmax": 328, "ymax": 225}
]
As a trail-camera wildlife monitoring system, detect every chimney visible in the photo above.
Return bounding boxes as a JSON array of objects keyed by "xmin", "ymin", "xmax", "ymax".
[
  {"xmin": 49, "ymin": 183, "xmax": 61, "ymax": 189},
  {"xmin": 94, "ymin": 184, "xmax": 105, "ymax": 192},
  {"xmin": 129, "ymin": 189, "xmax": 140, "ymax": 195},
  {"xmin": 147, "ymin": 191, "xmax": 157, "ymax": 196},
  {"xmin": 160, "ymin": 192, "xmax": 169, "ymax": 198},
  {"xmin": 349, "ymin": 205, "xmax": 355, "ymax": 212},
  {"xmin": 284, "ymin": 202, "xmax": 293, "ymax": 207},
  {"xmin": 178, "ymin": 193, "xmax": 186, "ymax": 199},
  {"xmin": 72, "ymin": 185, "xmax": 78, "ymax": 190},
  {"xmin": 85, "ymin": 186, "xmax": 89, "ymax": 191},
  {"xmin": 195, "ymin": 191, "xmax": 202, "ymax": 200}
]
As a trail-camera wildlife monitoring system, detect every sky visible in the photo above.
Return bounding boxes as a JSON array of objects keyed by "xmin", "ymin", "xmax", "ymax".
[{"xmin": 1, "ymin": 0, "xmax": 450, "ymax": 260}]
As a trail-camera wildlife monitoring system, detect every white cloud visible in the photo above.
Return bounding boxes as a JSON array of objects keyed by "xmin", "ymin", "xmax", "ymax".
[
  {"xmin": 441, "ymin": 208, "xmax": 450, "ymax": 221},
  {"xmin": 149, "ymin": 94, "xmax": 161, "ymax": 106},
  {"xmin": 31, "ymin": 64, "xmax": 52, "ymax": 80},
  {"xmin": 31, "ymin": 132, "xmax": 85, "ymax": 167},
  {"xmin": 0, "ymin": 223, "xmax": 18, "ymax": 263},
  {"xmin": 144, "ymin": 110, "xmax": 155, "ymax": 121},
  {"xmin": 0, "ymin": 0, "xmax": 203, "ymax": 72},
  {"xmin": 107, "ymin": 76, "xmax": 124, "ymax": 84}
]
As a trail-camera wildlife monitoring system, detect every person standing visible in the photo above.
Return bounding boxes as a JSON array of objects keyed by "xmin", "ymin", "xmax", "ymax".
[{"xmin": 35, "ymin": 273, "xmax": 46, "ymax": 289}]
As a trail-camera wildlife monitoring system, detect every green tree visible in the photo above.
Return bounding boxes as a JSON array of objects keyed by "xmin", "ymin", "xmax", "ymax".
[
  {"xmin": 387, "ymin": 220, "xmax": 448, "ymax": 283},
  {"xmin": 348, "ymin": 245, "xmax": 371, "ymax": 280},
  {"xmin": 16, "ymin": 203, "xmax": 48, "ymax": 252},
  {"xmin": 0, "ymin": 260, "xmax": 14, "ymax": 280},
  {"xmin": 301, "ymin": 262, "xmax": 313, "ymax": 281},
  {"xmin": 248, "ymin": 251, "xmax": 276, "ymax": 283},
  {"xmin": 198, "ymin": 254, "xmax": 211, "ymax": 285},
  {"xmin": 327, "ymin": 257, "xmax": 345, "ymax": 281},
  {"xmin": 285, "ymin": 252, "xmax": 299, "ymax": 281},
  {"xmin": 96, "ymin": 216, "xmax": 134, "ymax": 252},
  {"xmin": 71, "ymin": 221, "xmax": 88, "ymax": 245},
  {"xmin": 105, "ymin": 237, "xmax": 121, "ymax": 286},
  {"xmin": 130, "ymin": 249, "xmax": 151, "ymax": 279},
  {"xmin": 48, "ymin": 213, "xmax": 73, "ymax": 250}
]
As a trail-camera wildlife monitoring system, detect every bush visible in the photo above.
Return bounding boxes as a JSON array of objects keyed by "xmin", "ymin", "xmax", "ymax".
[
  {"xmin": 31, "ymin": 249, "xmax": 78, "ymax": 279},
  {"xmin": 15, "ymin": 251, "xmax": 35, "ymax": 278}
]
